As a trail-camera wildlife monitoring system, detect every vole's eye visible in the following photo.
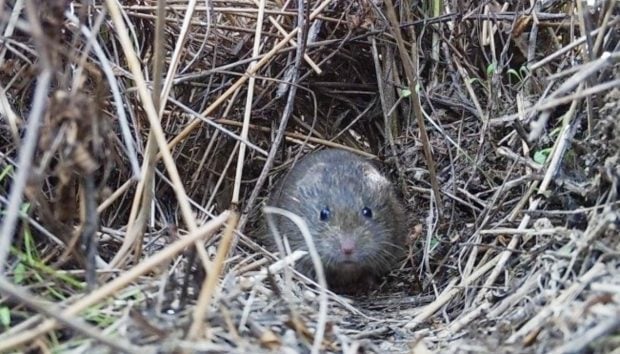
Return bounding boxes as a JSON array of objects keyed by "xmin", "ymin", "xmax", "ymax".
[
  {"xmin": 319, "ymin": 207, "xmax": 331, "ymax": 221},
  {"xmin": 361, "ymin": 207, "xmax": 373, "ymax": 218}
]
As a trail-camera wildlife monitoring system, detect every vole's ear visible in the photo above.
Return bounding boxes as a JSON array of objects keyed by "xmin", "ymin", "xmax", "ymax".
[{"xmin": 361, "ymin": 164, "xmax": 390, "ymax": 189}]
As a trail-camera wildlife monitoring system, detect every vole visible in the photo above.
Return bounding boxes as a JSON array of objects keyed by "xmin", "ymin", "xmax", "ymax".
[{"xmin": 262, "ymin": 148, "xmax": 408, "ymax": 293}]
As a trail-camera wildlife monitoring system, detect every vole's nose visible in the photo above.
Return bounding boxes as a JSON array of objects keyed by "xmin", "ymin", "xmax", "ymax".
[{"xmin": 340, "ymin": 238, "xmax": 356, "ymax": 256}]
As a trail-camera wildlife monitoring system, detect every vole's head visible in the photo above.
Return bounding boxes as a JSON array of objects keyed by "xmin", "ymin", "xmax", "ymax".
[{"xmin": 278, "ymin": 157, "xmax": 405, "ymax": 275}]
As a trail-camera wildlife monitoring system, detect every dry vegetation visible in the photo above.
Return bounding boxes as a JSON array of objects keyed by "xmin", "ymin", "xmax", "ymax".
[{"xmin": 0, "ymin": 0, "xmax": 619, "ymax": 353}]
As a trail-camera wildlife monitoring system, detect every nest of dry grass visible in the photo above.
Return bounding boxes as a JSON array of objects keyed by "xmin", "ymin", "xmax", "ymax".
[{"xmin": 0, "ymin": 0, "xmax": 619, "ymax": 353}]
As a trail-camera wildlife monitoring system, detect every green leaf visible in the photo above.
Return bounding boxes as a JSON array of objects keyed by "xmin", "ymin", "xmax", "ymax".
[
  {"xmin": 20, "ymin": 202, "xmax": 30, "ymax": 214},
  {"xmin": 486, "ymin": 62, "xmax": 496, "ymax": 76},
  {"xmin": 468, "ymin": 77, "xmax": 481, "ymax": 86},
  {"xmin": 0, "ymin": 307, "xmax": 10, "ymax": 327},
  {"xmin": 0, "ymin": 165, "xmax": 13, "ymax": 182},
  {"xmin": 13, "ymin": 262, "xmax": 26, "ymax": 284},
  {"xmin": 398, "ymin": 88, "xmax": 412, "ymax": 98},
  {"xmin": 533, "ymin": 148, "xmax": 552, "ymax": 164},
  {"xmin": 507, "ymin": 68, "xmax": 521, "ymax": 82}
]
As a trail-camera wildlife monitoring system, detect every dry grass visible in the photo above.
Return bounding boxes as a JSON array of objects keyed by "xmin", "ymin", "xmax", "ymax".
[{"xmin": 0, "ymin": 0, "xmax": 619, "ymax": 353}]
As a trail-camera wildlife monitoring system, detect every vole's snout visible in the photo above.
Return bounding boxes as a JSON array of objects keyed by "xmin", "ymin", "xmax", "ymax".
[{"xmin": 339, "ymin": 237, "xmax": 356, "ymax": 256}]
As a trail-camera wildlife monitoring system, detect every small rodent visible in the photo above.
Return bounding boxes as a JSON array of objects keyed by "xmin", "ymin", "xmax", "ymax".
[{"xmin": 263, "ymin": 148, "xmax": 408, "ymax": 293}]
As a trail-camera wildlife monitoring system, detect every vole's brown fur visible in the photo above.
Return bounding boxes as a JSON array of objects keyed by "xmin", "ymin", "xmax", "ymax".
[{"xmin": 262, "ymin": 148, "xmax": 408, "ymax": 293}]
